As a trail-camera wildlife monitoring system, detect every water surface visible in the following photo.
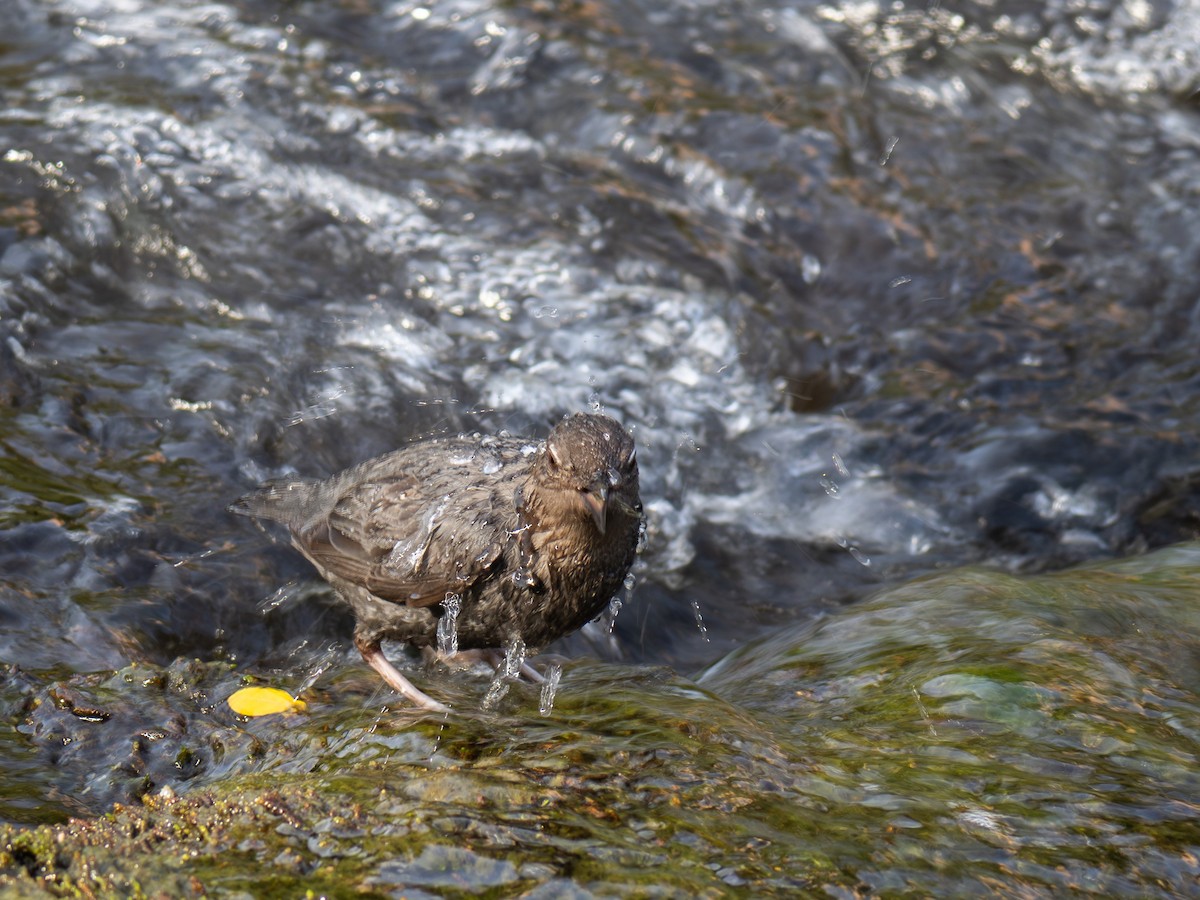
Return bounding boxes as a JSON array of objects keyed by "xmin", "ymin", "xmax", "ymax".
[{"xmin": 1, "ymin": 0, "xmax": 1199, "ymax": 893}]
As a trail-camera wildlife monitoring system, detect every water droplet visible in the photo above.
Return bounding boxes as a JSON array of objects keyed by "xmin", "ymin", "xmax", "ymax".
[
  {"xmin": 427, "ymin": 717, "xmax": 448, "ymax": 763},
  {"xmin": 437, "ymin": 593, "xmax": 461, "ymax": 655},
  {"xmin": 691, "ymin": 598, "xmax": 709, "ymax": 641},
  {"xmin": 819, "ymin": 476, "xmax": 840, "ymax": 498},
  {"xmin": 511, "ymin": 566, "xmax": 539, "ymax": 590},
  {"xmin": 258, "ymin": 583, "xmax": 300, "ymax": 614},
  {"xmin": 836, "ymin": 537, "xmax": 871, "ymax": 567},
  {"xmin": 596, "ymin": 574, "xmax": 638, "ymax": 634},
  {"xmin": 878, "ymin": 135, "xmax": 899, "ymax": 166},
  {"xmin": 606, "ymin": 597, "xmax": 622, "ymax": 634},
  {"xmin": 831, "ymin": 452, "xmax": 849, "ymax": 476},
  {"xmin": 538, "ymin": 663, "xmax": 562, "ymax": 716},
  {"xmin": 848, "ymin": 546, "xmax": 871, "ymax": 566},
  {"xmin": 533, "ymin": 305, "xmax": 558, "ymax": 319}
]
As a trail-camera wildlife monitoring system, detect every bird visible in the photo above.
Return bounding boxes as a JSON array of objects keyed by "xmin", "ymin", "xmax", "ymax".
[{"xmin": 230, "ymin": 412, "xmax": 642, "ymax": 711}]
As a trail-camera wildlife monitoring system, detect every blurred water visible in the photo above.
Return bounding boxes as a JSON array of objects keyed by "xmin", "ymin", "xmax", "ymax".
[
  {"xmin": 1, "ymin": 1, "xmax": 1199, "ymax": 889},
  {"xmin": 695, "ymin": 544, "xmax": 1200, "ymax": 896}
]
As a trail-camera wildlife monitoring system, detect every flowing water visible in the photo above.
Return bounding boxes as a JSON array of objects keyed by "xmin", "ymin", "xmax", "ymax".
[{"xmin": 2, "ymin": 0, "xmax": 1200, "ymax": 894}]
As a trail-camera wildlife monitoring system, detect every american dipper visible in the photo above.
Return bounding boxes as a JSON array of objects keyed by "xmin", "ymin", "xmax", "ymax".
[{"xmin": 231, "ymin": 413, "xmax": 642, "ymax": 711}]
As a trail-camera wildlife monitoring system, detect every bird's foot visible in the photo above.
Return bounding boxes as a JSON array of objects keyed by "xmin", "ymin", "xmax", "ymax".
[
  {"xmin": 426, "ymin": 647, "xmax": 489, "ymax": 673},
  {"xmin": 355, "ymin": 637, "xmax": 449, "ymax": 712}
]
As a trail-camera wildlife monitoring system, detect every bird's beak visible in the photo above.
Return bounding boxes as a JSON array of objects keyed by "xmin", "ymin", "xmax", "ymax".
[{"xmin": 579, "ymin": 483, "xmax": 610, "ymax": 534}]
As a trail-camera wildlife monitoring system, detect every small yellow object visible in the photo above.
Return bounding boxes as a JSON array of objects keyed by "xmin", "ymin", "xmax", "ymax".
[{"xmin": 227, "ymin": 686, "xmax": 306, "ymax": 717}]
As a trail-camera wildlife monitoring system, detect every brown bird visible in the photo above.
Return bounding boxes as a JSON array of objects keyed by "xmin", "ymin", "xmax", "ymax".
[{"xmin": 231, "ymin": 412, "xmax": 642, "ymax": 711}]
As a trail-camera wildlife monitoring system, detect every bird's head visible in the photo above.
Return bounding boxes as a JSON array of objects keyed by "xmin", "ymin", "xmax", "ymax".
[{"xmin": 533, "ymin": 412, "xmax": 640, "ymax": 535}]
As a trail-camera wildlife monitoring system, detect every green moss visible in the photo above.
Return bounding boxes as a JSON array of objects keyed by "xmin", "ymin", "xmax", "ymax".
[{"xmin": 8, "ymin": 546, "xmax": 1200, "ymax": 895}]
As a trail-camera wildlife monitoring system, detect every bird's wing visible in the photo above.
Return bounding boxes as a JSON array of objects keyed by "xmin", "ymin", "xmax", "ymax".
[{"xmin": 293, "ymin": 454, "xmax": 515, "ymax": 608}]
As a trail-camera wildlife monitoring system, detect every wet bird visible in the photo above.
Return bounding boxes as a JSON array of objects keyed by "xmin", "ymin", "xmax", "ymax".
[{"xmin": 231, "ymin": 413, "xmax": 642, "ymax": 711}]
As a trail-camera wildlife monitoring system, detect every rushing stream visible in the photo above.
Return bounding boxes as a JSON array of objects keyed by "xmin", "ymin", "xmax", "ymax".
[{"xmin": 2, "ymin": 0, "xmax": 1200, "ymax": 895}]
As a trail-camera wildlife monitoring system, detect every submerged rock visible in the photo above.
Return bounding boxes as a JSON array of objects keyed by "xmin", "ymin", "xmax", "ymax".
[{"xmin": 4, "ymin": 545, "xmax": 1200, "ymax": 896}]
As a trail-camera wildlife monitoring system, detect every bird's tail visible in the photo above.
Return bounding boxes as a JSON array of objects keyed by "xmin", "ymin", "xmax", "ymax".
[{"xmin": 228, "ymin": 477, "xmax": 323, "ymax": 524}]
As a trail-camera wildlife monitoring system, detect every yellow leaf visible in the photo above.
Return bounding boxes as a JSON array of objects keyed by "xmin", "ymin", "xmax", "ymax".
[{"xmin": 228, "ymin": 686, "xmax": 306, "ymax": 717}]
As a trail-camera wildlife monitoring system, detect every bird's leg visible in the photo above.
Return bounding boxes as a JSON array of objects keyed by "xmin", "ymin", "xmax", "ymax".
[
  {"xmin": 431, "ymin": 648, "xmax": 545, "ymax": 683},
  {"xmin": 354, "ymin": 635, "xmax": 450, "ymax": 712},
  {"xmin": 517, "ymin": 659, "xmax": 546, "ymax": 684},
  {"xmin": 480, "ymin": 649, "xmax": 545, "ymax": 684}
]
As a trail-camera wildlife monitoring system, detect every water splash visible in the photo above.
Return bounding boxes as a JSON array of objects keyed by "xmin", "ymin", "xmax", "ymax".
[
  {"xmin": 482, "ymin": 678, "xmax": 509, "ymax": 708},
  {"xmin": 483, "ymin": 636, "xmax": 527, "ymax": 708},
  {"xmin": 538, "ymin": 663, "xmax": 562, "ymax": 716},
  {"xmin": 387, "ymin": 495, "xmax": 451, "ymax": 571},
  {"xmin": 436, "ymin": 593, "xmax": 461, "ymax": 655},
  {"xmin": 502, "ymin": 637, "xmax": 526, "ymax": 680},
  {"xmin": 257, "ymin": 582, "xmax": 301, "ymax": 615},
  {"xmin": 286, "ymin": 387, "xmax": 346, "ymax": 426},
  {"xmin": 295, "ymin": 641, "xmax": 341, "ymax": 694}
]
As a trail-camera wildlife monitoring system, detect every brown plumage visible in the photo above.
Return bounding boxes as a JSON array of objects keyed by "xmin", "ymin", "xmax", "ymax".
[{"xmin": 231, "ymin": 412, "xmax": 642, "ymax": 710}]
